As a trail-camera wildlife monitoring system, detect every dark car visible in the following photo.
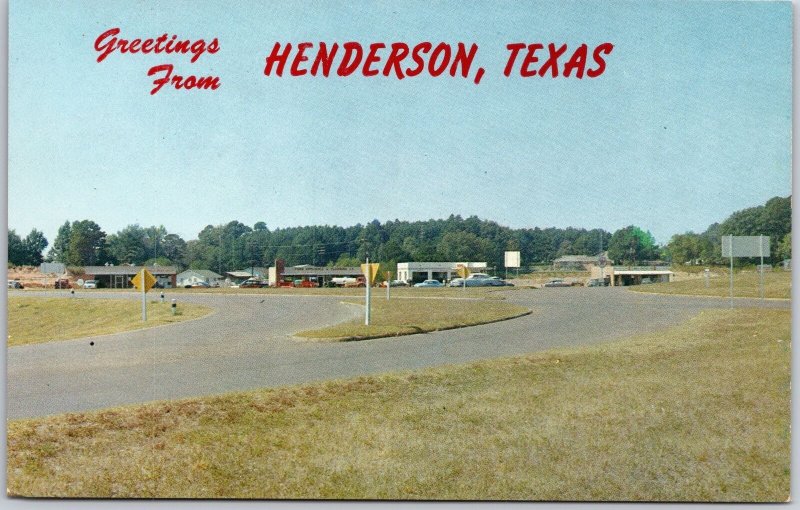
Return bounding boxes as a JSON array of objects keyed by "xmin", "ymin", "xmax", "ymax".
[
  {"xmin": 484, "ymin": 277, "xmax": 513, "ymax": 287},
  {"xmin": 240, "ymin": 278, "xmax": 268, "ymax": 288},
  {"xmin": 543, "ymin": 279, "xmax": 572, "ymax": 288}
]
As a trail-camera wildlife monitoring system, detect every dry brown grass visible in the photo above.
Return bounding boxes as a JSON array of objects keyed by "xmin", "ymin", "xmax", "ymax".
[
  {"xmin": 630, "ymin": 271, "xmax": 791, "ymax": 299},
  {"xmin": 7, "ymin": 308, "xmax": 790, "ymax": 500},
  {"xmin": 7, "ymin": 297, "xmax": 212, "ymax": 346}
]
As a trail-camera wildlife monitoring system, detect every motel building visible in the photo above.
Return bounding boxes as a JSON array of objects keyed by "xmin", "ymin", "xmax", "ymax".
[
  {"xmin": 589, "ymin": 264, "xmax": 674, "ymax": 286},
  {"xmin": 396, "ymin": 261, "xmax": 488, "ymax": 284},
  {"xmin": 82, "ymin": 265, "xmax": 178, "ymax": 288},
  {"xmin": 268, "ymin": 263, "xmax": 364, "ymax": 287}
]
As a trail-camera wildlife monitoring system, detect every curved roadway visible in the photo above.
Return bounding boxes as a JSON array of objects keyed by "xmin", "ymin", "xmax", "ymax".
[{"xmin": 7, "ymin": 288, "xmax": 788, "ymax": 419}]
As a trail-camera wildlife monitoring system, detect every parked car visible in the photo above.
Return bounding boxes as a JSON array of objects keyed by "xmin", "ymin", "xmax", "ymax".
[
  {"xmin": 484, "ymin": 276, "xmax": 513, "ymax": 287},
  {"xmin": 240, "ymin": 278, "xmax": 268, "ymax": 288},
  {"xmin": 83, "ymin": 280, "xmax": 98, "ymax": 289},
  {"xmin": 54, "ymin": 279, "xmax": 71, "ymax": 289},
  {"xmin": 7, "ymin": 280, "xmax": 23, "ymax": 289},
  {"xmin": 449, "ymin": 273, "xmax": 503, "ymax": 287},
  {"xmin": 586, "ymin": 278, "xmax": 608, "ymax": 287},
  {"xmin": 543, "ymin": 279, "xmax": 571, "ymax": 288},
  {"xmin": 414, "ymin": 279, "xmax": 444, "ymax": 287},
  {"xmin": 185, "ymin": 281, "xmax": 211, "ymax": 288}
]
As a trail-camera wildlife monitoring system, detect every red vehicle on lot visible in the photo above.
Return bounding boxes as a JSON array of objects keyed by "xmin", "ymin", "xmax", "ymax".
[{"xmin": 54, "ymin": 279, "xmax": 71, "ymax": 289}]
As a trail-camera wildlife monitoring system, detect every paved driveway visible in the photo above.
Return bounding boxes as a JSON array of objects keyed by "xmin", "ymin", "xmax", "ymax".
[{"xmin": 6, "ymin": 288, "xmax": 788, "ymax": 419}]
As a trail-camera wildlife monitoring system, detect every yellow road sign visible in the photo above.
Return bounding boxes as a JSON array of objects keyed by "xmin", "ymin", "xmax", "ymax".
[
  {"xmin": 131, "ymin": 269, "xmax": 157, "ymax": 292},
  {"xmin": 361, "ymin": 263, "xmax": 380, "ymax": 285},
  {"xmin": 456, "ymin": 265, "xmax": 471, "ymax": 278}
]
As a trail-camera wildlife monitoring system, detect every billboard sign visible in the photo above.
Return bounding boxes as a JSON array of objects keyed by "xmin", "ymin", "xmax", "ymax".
[
  {"xmin": 504, "ymin": 251, "xmax": 521, "ymax": 268},
  {"xmin": 721, "ymin": 236, "xmax": 770, "ymax": 258}
]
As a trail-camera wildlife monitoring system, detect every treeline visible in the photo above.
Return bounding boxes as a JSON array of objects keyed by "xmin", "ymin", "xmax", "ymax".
[
  {"xmin": 8, "ymin": 196, "xmax": 791, "ymax": 272},
  {"xmin": 664, "ymin": 196, "xmax": 791, "ymax": 265}
]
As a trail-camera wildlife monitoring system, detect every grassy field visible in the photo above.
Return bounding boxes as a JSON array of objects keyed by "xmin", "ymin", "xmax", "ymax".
[
  {"xmin": 7, "ymin": 307, "xmax": 789, "ymax": 500},
  {"xmin": 7, "ymin": 297, "xmax": 212, "ymax": 347},
  {"xmin": 630, "ymin": 271, "xmax": 791, "ymax": 299},
  {"xmin": 296, "ymin": 298, "xmax": 531, "ymax": 341}
]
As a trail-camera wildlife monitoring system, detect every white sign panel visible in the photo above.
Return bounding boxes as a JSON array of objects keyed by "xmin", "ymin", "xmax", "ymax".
[
  {"xmin": 504, "ymin": 251, "xmax": 521, "ymax": 268},
  {"xmin": 721, "ymin": 235, "xmax": 770, "ymax": 258}
]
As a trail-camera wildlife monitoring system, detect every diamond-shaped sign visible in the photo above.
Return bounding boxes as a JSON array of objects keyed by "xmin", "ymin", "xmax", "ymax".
[
  {"xmin": 361, "ymin": 263, "xmax": 380, "ymax": 285},
  {"xmin": 456, "ymin": 264, "xmax": 471, "ymax": 278},
  {"xmin": 131, "ymin": 269, "xmax": 157, "ymax": 292}
]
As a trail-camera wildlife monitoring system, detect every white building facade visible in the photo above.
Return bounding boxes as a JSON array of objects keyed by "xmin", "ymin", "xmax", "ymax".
[{"xmin": 396, "ymin": 261, "xmax": 488, "ymax": 283}]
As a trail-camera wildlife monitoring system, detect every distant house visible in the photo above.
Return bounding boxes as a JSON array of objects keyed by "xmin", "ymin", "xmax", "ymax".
[
  {"xmin": 552, "ymin": 255, "xmax": 613, "ymax": 270},
  {"xmin": 176, "ymin": 269, "xmax": 224, "ymax": 287}
]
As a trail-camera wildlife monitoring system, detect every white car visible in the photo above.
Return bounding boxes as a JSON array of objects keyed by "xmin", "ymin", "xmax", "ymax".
[{"xmin": 83, "ymin": 280, "xmax": 98, "ymax": 289}]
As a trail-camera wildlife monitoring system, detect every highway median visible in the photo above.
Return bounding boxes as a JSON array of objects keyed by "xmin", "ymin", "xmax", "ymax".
[{"xmin": 295, "ymin": 297, "xmax": 532, "ymax": 341}]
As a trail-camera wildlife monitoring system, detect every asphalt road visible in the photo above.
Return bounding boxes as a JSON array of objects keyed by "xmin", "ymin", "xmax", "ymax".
[{"xmin": 7, "ymin": 288, "xmax": 788, "ymax": 419}]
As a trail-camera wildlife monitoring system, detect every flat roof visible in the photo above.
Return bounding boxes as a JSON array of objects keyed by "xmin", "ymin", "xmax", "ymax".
[
  {"xmin": 84, "ymin": 265, "xmax": 177, "ymax": 275},
  {"xmin": 397, "ymin": 262, "xmax": 487, "ymax": 270},
  {"xmin": 282, "ymin": 267, "xmax": 362, "ymax": 277},
  {"xmin": 613, "ymin": 270, "xmax": 674, "ymax": 275}
]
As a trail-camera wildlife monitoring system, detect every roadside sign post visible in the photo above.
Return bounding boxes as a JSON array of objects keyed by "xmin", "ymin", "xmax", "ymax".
[
  {"xmin": 704, "ymin": 268, "xmax": 710, "ymax": 288},
  {"xmin": 361, "ymin": 259, "xmax": 380, "ymax": 325},
  {"xmin": 385, "ymin": 271, "xmax": 392, "ymax": 301},
  {"xmin": 759, "ymin": 235, "xmax": 764, "ymax": 301},
  {"xmin": 721, "ymin": 235, "xmax": 770, "ymax": 308},
  {"xmin": 729, "ymin": 249, "xmax": 734, "ymax": 309},
  {"xmin": 504, "ymin": 251, "xmax": 521, "ymax": 283},
  {"xmin": 599, "ymin": 255, "xmax": 607, "ymax": 285},
  {"xmin": 457, "ymin": 264, "xmax": 470, "ymax": 290},
  {"xmin": 365, "ymin": 258, "xmax": 371, "ymax": 325},
  {"xmin": 131, "ymin": 268, "xmax": 157, "ymax": 321}
]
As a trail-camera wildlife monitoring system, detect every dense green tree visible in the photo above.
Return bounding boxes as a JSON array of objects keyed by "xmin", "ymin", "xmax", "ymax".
[
  {"xmin": 66, "ymin": 220, "xmax": 108, "ymax": 266},
  {"xmin": 108, "ymin": 225, "xmax": 148, "ymax": 264},
  {"xmin": 8, "ymin": 230, "xmax": 26, "ymax": 265},
  {"xmin": 22, "ymin": 229, "xmax": 48, "ymax": 265},
  {"xmin": 607, "ymin": 226, "xmax": 658, "ymax": 265},
  {"xmin": 47, "ymin": 221, "xmax": 73, "ymax": 262}
]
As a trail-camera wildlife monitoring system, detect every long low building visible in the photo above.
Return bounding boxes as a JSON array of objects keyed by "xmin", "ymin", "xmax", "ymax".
[
  {"xmin": 396, "ymin": 261, "xmax": 487, "ymax": 283},
  {"xmin": 83, "ymin": 265, "xmax": 177, "ymax": 288},
  {"xmin": 268, "ymin": 263, "xmax": 363, "ymax": 286},
  {"xmin": 590, "ymin": 265, "xmax": 673, "ymax": 286}
]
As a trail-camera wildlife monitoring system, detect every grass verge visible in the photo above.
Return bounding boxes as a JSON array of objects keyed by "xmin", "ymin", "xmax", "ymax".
[
  {"xmin": 7, "ymin": 297, "xmax": 213, "ymax": 347},
  {"xmin": 296, "ymin": 298, "xmax": 531, "ymax": 340},
  {"xmin": 630, "ymin": 271, "xmax": 790, "ymax": 299},
  {"xmin": 7, "ymin": 307, "xmax": 790, "ymax": 500}
]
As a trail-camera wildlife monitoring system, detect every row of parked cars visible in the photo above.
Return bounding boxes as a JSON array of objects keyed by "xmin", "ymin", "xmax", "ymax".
[{"xmin": 412, "ymin": 273, "xmax": 514, "ymax": 288}]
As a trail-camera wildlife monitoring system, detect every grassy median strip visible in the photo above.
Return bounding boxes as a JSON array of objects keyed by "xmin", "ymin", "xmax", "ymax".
[
  {"xmin": 7, "ymin": 307, "xmax": 789, "ymax": 500},
  {"xmin": 630, "ymin": 271, "xmax": 791, "ymax": 299},
  {"xmin": 296, "ymin": 298, "xmax": 531, "ymax": 341},
  {"xmin": 7, "ymin": 297, "xmax": 213, "ymax": 347}
]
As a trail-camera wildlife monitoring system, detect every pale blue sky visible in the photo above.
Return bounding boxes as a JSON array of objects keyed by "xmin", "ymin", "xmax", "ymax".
[{"xmin": 8, "ymin": 0, "xmax": 792, "ymax": 245}]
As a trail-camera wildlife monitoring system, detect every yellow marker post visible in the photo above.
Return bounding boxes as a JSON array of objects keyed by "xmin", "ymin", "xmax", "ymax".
[
  {"xmin": 456, "ymin": 264, "xmax": 471, "ymax": 290},
  {"xmin": 360, "ymin": 261, "xmax": 380, "ymax": 325},
  {"xmin": 131, "ymin": 268, "xmax": 157, "ymax": 321}
]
